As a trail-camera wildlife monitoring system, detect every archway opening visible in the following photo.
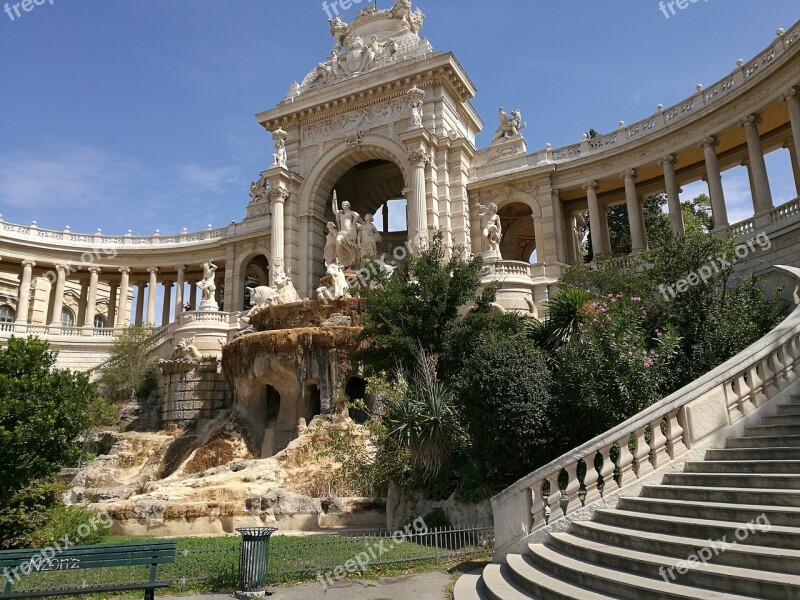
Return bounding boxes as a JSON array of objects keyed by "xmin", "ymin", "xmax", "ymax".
[
  {"xmin": 499, "ymin": 203, "xmax": 537, "ymax": 263},
  {"xmin": 345, "ymin": 376, "xmax": 369, "ymax": 424},
  {"xmin": 242, "ymin": 255, "xmax": 270, "ymax": 311},
  {"xmin": 305, "ymin": 383, "xmax": 322, "ymax": 424}
]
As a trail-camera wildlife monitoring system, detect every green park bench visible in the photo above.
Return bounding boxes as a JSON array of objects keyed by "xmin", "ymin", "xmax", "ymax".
[{"xmin": 0, "ymin": 540, "xmax": 177, "ymax": 599}]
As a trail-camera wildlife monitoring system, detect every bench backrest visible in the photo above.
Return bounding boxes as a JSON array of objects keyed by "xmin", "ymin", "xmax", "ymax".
[{"xmin": 0, "ymin": 541, "xmax": 177, "ymax": 573}]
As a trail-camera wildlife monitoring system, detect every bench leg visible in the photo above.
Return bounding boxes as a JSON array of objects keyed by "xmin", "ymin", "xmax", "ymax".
[{"xmin": 144, "ymin": 588, "xmax": 154, "ymax": 600}]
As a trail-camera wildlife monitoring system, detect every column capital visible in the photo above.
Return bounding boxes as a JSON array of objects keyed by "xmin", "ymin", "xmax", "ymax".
[
  {"xmin": 551, "ymin": 188, "xmax": 561, "ymax": 197},
  {"xmin": 176, "ymin": 264, "xmax": 187, "ymax": 274},
  {"xmin": 699, "ymin": 136, "xmax": 719, "ymax": 149},
  {"xmin": 21, "ymin": 259, "xmax": 36, "ymax": 269},
  {"xmin": 658, "ymin": 154, "xmax": 676, "ymax": 167},
  {"xmin": 739, "ymin": 113, "xmax": 763, "ymax": 128},
  {"xmin": 620, "ymin": 169, "xmax": 636, "ymax": 180},
  {"xmin": 88, "ymin": 266, "xmax": 102, "ymax": 275},
  {"xmin": 582, "ymin": 180, "xmax": 598, "ymax": 191},
  {"xmin": 408, "ymin": 149, "xmax": 431, "ymax": 166},
  {"xmin": 147, "ymin": 267, "xmax": 159, "ymax": 275},
  {"xmin": 268, "ymin": 186, "xmax": 290, "ymax": 204},
  {"xmin": 55, "ymin": 263, "xmax": 70, "ymax": 274},
  {"xmin": 780, "ymin": 87, "xmax": 798, "ymax": 103},
  {"xmin": 119, "ymin": 266, "xmax": 131, "ymax": 275}
]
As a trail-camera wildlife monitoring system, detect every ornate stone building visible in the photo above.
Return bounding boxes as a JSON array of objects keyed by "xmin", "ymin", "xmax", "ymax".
[{"xmin": 1, "ymin": 2, "xmax": 799, "ymax": 377}]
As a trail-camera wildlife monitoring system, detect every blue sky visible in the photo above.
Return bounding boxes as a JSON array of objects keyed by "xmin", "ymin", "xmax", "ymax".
[{"xmin": 1, "ymin": 0, "xmax": 798, "ymax": 236}]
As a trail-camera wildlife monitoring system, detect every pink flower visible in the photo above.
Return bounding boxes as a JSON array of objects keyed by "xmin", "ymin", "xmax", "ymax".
[
  {"xmin": 627, "ymin": 351, "xmax": 634, "ymax": 358},
  {"xmin": 644, "ymin": 357, "xmax": 654, "ymax": 367}
]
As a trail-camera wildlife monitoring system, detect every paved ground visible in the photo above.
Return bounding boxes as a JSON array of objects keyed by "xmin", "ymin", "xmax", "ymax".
[{"xmin": 162, "ymin": 571, "xmax": 453, "ymax": 600}]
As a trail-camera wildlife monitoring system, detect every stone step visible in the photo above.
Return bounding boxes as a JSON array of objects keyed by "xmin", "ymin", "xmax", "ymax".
[
  {"xmin": 683, "ymin": 459, "xmax": 800, "ymax": 474},
  {"xmin": 498, "ymin": 555, "xmax": 619, "ymax": 600},
  {"xmin": 775, "ymin": 404, "xmax": 800, "ymax": 416},
  {"xmin": 482, "ymin": 562, "xmax": 555, "ymax": 600},
  {"xmin": 570, "ymin": 520, "xmax": 800, "ymax": 574},
  {"xmin": 747, "ymin": 424, "xmax": 800, "ymax": 436},
  {"xmin": 453, "ymin": 571, "xmax": 491, "ymax": 600},
  {"xmin": 764, "ymin": 415, "xmax": 800, "ymax": 425},
  {"xmin": 727, "ymin": 434, "xmax": 800, "ymax": 448},
  {"xmin": 663, "ymin": 472, "xmax": 800, "ymax": 489},
  {"xmin": 706, "ymin": 447, "xmax": 800, "ymax": 461},
  {"xmin": 525, "ymin": 542, "xmax": 757, "ymax": 600},
  {"xmin": 593, "ymin": 509, "xmax": 800, "ymax": 549},
  {"xmin": 546, "ymin": 533, "xmax": 800, "ymax": 599},
  {"xmin": 617, "ymin": 496, "xmax": 800, "ymax": 527},
  {"xmin": 641, "ymin": 485, "xmax": 800, "ymax": 507}
]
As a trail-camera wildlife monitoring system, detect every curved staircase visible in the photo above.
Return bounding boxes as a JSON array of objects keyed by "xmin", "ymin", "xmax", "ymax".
[{"xmin": 455, "ymin": 266, "xmax": 800, "ymax": 600}]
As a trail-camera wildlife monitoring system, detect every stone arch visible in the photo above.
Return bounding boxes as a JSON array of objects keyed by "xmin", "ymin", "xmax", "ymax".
[
  {"xmin": 297, "ymin": 133, "xmax": 412, "ymax": 293},
  {"xmin": 492, "ymin": 188, "xmax": 547, "ymax": 264},
  {"xmin": 233, "ymin": 247, "xmax": 272, "ymax": 312}
]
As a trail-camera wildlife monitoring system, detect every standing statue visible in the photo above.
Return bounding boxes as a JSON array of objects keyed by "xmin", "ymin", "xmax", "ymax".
[
  {"xmin": 324, "ymin": 222, "xmax": 338, "ymax": 266},
  {"xmin": 272, "ymin": 128, "xmax": 288, "ymax": 167},
  {"xmin": 407, "ymin": 85, "xmax": 425, "ymax": 130},
  {"xmin": 493, "ymin": 108, "xmax": 527, "ymax": 141},
  {"xmin": 250, "ymin": 173, "xmax": 268, "ymax": 203},
  {"xmin": 359, "ymin": 214, "xmax": 383, "ymax": 259},
  {"xmin": 332, "ymin": 191, "xmax": 363, "ymax": 269},
  {"xmin": 477, "ymin": 202, "xmax": 503, "ymax": 258},
  {"xmin": 366, "ymin": 35, "xmax": 387, "ymax": 70},
  {"xmin": 197, "ymin": 261, "xmax": 219, "ymax": 310}
]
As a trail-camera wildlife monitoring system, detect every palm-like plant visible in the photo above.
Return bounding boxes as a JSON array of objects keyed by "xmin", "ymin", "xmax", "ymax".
[
  {"xmin": 386, "ymin": 351, "xmax": 464, "ymax": 480},
  {"xmin": 524, "ymin": 288, "xmax": 596, "ymax": 353}
]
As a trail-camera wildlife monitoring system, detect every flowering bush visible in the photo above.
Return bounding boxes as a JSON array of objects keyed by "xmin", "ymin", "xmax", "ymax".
[{"xmin": 552, "ymin": 295, "xmax": 679, "ymax": 448}]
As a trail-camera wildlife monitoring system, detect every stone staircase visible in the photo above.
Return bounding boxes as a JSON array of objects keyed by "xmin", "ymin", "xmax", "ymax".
[{"xmin": 455, "ymin": 395, "xmax": 800, "ymax": 599}]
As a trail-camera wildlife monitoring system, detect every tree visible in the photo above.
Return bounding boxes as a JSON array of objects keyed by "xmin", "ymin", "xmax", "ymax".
[
  {"xmin": 356, "ymin": 232, "xmax": 495, "ymax": 374},
  {"xmin": 97, "ymin": 326, "xmax": 160, "ymax": 402}
]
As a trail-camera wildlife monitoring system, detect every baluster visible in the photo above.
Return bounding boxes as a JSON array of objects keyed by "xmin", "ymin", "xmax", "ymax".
[
  {"xmin": 780, "ymin": 343, "xmax": 795, "ymax": 382},
  {"xmin": 544, "ymin": 473, "xmax": 563, "ymax": 523},
  {"xmin": 773, "ymin": 345, "xmax": 788, "ymax": 385},
  {"xmin": 648, "ymin": 418, "xmax": 669, "ymax": 470},
  {"xmin": 734, "ymin": 372, "xmax": 754, "ymax": 418},
  {"xmin": 632, "ymin": 427, "xmax": 654, "ymax": 478},
  {"xmin": 582, "ymin": 452, "xmax": 602, "ymax": 505},
  {"xmin": 615, "ymin": 434, "xmax": 636, "ymax": 488},
  {"xmin": 530, "ymin": 480, "xmax": 546, "ymax": 531},
  {"xmin": 760, "ymin": 353, "xmax": 777, "ymax": 398},
  {"xmin": 748, "ymin": 363, "xmax": 766, "ymax": 407},
  {"xmin": 597, "ymin": 445, "xmax": 616, "ymax": 497},
  {"xmin": 563, "ymin": 462, "xmax": 582, "ymax": 514},
  {"xmin": 665, "ymin": 409, "xmax": 688, "ymax": 458}
]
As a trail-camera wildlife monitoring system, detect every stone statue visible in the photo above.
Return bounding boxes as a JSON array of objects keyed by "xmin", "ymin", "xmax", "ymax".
[
  {"xmin": 316, "ymin": 263, "xmax": 350, "ymax": 304},
  {"xmin": 274, "ymin": 269, "xmax": 302, "ymax": 304},
  {"xmin": 272, "ymin": 128, "xmax": 288, "ymax": 167},
  {"xmin": 170, "ymin": 337, "xmax": 202, "ymax": 361},
  {"xmin": 392, "ymin": 0, "xmax": 424, "ymax": 32},
  {"xmin": 329, "ymin": 15, "xmax": 348, "ymax": 44},
  {"xmin": 407, "ymin": 85, "xmax": 425, "ymax": 130},
  {"xmin": 366, "ymin": 35, "xmax": 387, "ymax": 70},
  {"xmin": 332, "ymin": 191, "xmax": 363, "ymax": 268},
  {"xmin": 477, "ymin": 202, "xmax": 503, "ymax": 258},
  {"xmin": 359, "ymin": 214, "xmax": 382, "ymax": 259},
  {"xmin": 197, "ymin": 261, "xmax": 219, "ymax": 310},
  {"xmin": 494, "ymin": 108, "xmax": 526, "ymax": 141},
  {"xmin": 324, "ymin": 222, "xmax": 338, "ymax": 266},
  {"xmin": 250, "ymin": 173, "xmax": 268, "ymax": 203}
]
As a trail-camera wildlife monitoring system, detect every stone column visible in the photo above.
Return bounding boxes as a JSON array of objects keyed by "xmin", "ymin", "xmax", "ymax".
[
  {"xmin": 700, "ymin": 137, "xmax": 729, "ymax": 230},
  {"xmin": 161, "ymin": 281, "xmax": 173, "ymax": 326},
  {"xmin": 784, "ymin": 87, "xmax": 800, "ymax": 184},
  {"xmin": 382, "ymin": 202, "xmax": 389, "ymax": 233},
  {"xmin": 188, "ymin": 280, "xmax": 198, "ymax": 311},
  {"xmin": 598, "ymin": 205, "xmax": 611, "ymax": 256},
  {"xmin": 659, "ymin": 155, "xmax": 685, "ymax": 235},
  {"xmin": 117, "ymin": 267, "xmax": 131, "ymax": 327},
  {"xmin": 622, "ymin": 170, "xmax": 647, "ymax": 251},
  {"xmin": 409, "ymin": 148, "xmax": 431, "ymax": 249},
  {"xmin": 135, "ymin": 281, "xmax": 146, "ymax": 326},
  {"xmin": 584, "ymin": 181, "xmax": 604, "ymax": 257},
  {"xmin": 146, "ymin": 267, "xmax": 159, "ymax": 326},
  {"xmin": 15, "ymin": 260, "xmax": 35, "ymax": 325},
  {"xmin": 84, "ymin": 267, "xmax": 101, "ymax": 330},
  {"xmin": 48, "ymin": 264, "xmax": 68, "ymax": 327},
  {"xmin": 740, "ymin": 114, "xmax": 773, "ymax": 213},
  {"xmin": 174, "ymin": 265, "xmax": 186, "ymax": 321},
  {"xmin": 77, "ymin": 278, "xmax": 89, "ymax": 327},
  {"xmin": 269, "ymin": 187, "xmax": 289, "ymax": 264},
  {"xmin": 107, "ymin": 283, "xmax": 118, "ymax": 329},
  {"xmin": 551, "ymin": 189, "xmax": 568, "ymax": 263}
]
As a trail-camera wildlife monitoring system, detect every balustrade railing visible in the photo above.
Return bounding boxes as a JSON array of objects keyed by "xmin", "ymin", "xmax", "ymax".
[
  {"xmin": 770, "ymin": 198, "xmax": 800, "ymax": 225},
  {"xmin": 727, "ymin": 218, "xmax": 756, "ymax": 238},
  {"xmin": 491, "ymin": 265, "xmax": 800, "ymax": 558}
]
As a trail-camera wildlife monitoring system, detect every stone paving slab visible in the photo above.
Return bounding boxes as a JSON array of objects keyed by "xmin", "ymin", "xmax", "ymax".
[{"xmin": 162, "ymin": 571, "xmax": 452, "ymax": 600}]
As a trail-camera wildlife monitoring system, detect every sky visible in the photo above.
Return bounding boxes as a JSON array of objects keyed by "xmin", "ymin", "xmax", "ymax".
[{"xmin": 1, "ymin": 0, "xmax": 798, "ymax": 236}]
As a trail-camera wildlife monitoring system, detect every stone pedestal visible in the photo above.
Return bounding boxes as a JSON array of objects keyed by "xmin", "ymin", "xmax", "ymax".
[{"xmin": 199, "ymin": 298, "xmax": 219, "ymax": 312}]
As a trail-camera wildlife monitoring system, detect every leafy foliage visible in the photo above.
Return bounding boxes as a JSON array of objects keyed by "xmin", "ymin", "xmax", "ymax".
[{"xmin": 97, "ymin": 326, "xmax": 160, "ymax": 402}]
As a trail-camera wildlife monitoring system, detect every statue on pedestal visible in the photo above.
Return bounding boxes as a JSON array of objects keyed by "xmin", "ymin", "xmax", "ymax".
[
  {"xmin": 332, "ymin": 191, "xmax": 363, "ymax": 269},
  {"xmin": 197, "ymin": 261, "xmax": 219, "ymax": 311},
  {"xmin": 359, "ymin": 214, "xmax": 382, "ymax": 260},
  {"xmin": 272, "ymin": 128, "xmax": 288, "ymax": 167},
  {"xmin": 407, "ymin": 85, "xmax": 425, "ymax": 130},
  {"xmin": 477, "ymin": 202, "xmax": 503, "ymax": 258},
  {"xmin": 493, "ymin": 108, "xmax": 526, "ymax": 142}
]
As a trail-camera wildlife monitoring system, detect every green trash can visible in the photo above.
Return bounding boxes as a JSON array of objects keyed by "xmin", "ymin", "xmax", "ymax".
[{"xmin": 235, "ymin": 527, "xmax": 278, "ymax": 598}]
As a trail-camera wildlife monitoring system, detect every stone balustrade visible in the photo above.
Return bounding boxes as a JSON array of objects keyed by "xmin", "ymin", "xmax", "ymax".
[
  {"xmin": 728, "ymin": 217, "xmax": 757, "ymax": 238},
  {"xmin": 770, "ymin": 197, "xmax": 800, "ymax": 224},
  {"xmin": 491, "ymin": 265, "xmax": 800, "ymax": 559},
  {"xmin": 547, "ymin": 22, "xmax": 799, "ymax": 164}
]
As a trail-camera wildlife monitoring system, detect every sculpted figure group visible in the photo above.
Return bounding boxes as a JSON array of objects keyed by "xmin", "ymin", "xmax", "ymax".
[{"xmin": 325, "ymin": 191, "xmax": 383, "ymax": 271}]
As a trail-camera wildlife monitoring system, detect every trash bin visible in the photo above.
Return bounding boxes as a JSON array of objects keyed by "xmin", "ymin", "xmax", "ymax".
[{"xmin": 235, "ymin": 527, "xmax": 278, "ymax": 598}]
